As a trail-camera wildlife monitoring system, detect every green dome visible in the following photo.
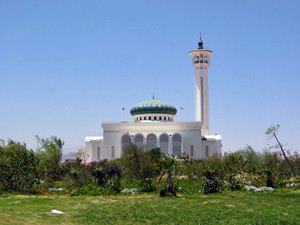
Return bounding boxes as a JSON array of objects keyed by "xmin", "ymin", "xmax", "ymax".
[{"xmin": 130, "ymin": 99, "xmax": 177, "ymax": 116}]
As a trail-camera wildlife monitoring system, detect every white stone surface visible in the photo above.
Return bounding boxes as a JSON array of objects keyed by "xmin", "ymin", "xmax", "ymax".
[
  {"xmin": 244, "ymin": 185, "xmax": 274, "ymax": 192},
  {"xmin": 50, "ymin": 209, "xmax": 65, "ymax": 215}
]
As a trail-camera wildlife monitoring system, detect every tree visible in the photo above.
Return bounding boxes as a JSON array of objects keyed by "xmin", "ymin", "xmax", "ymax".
[
  {"xmin": 224, "ymin": 152, "xmax": 245, "ymax": 190},
  {"xmin": 0, "ymin": 140, "xmax": 39, "ymax": 192},
  {"xmin": 239, "ymin": 145, "xmax": 259, "ymax": 173},
  {"xmin": 35, "ymin": 136, "xmax": 64, "ymax": 186},
  {"xmin": 265, "ymin": 125, "xmax": 294, "ymax": 176},
  {"xmin": 121, "ymin": 143, "xmax": 162, "ymax": 191}
]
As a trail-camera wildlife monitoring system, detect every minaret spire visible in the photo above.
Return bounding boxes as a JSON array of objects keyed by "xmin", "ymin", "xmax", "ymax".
[
  {"xmin": 152, "ymin": 92, "xmax": 155, "ymax": 99},
  {"xmin": 198, "ymin": 32, "xmax": 204, "ymax": 49}
]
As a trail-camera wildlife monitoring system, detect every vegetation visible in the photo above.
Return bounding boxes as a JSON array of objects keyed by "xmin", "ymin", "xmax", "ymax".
[
  {"xmin": 0, "ymin": 126, "xmax": 299, "ymax": 224},
  {"xmin": 0, "ymin": 191, "xmax": 299, "ymax": 225},
  {"xmin": 0, "ymin": 140, "xmax": 39, "ymax": 192},
  {"xmin": 0, "ymin": 135, "xmax": 300, "ymax": 195}
]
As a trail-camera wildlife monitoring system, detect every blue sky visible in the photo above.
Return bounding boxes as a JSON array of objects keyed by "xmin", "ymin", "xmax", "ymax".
[{"xmin": 1, "ymin": 0, "xmax": 300, "ymax": 153}]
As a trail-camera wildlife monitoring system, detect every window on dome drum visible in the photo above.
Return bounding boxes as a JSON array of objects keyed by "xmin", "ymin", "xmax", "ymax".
[
  {"xmin": 205, "ymin": 145, "xmax": 209, "ymax": 157},
  {"xmin": 144, "ymin": 116, "xmax": 146, "ymax": 120},
  {"xmin": 148, "ymin": 116, "xmax": 151, "ymax": 120},
  {"xmin": 164, "ymin": 116, "xmax": 166, "ymax": 120},
  {"xmin": 134, "ymin": 134, "xmax": 144, "ymax": 149},
  {"xmin": 172, "ymin": 134, "xmax": 182, "ymax": 156},
  {"xmin": 190, "ymin": 145, "xmax": 194, "ymax": 158},
  {"xmin": 147, "ymin": 134, "xmax": 157, "ymax": 151},
  {"xmin": 154, "ymin": 116, "xmax": 157, "ymax": 120},
  {"xmin": 140, "ymin": 117, "xmax": 142, "ymax": 120},
  {"xmin": 96, "ymin": 147, "xmax": 100, "ymax": 160},
  {"xmin": 111, "ymin": 146, "xmax": 115, "ymax": 158},
  {"xmin": 159, "ymin": 116, "xmax": 162, "ymax": 120},
  {"xmin": 159, "ymin": 134, "xmax": 169, "ymax": 155},
  {"xmin": 121, "ymin": 134, "xmax": 131, "ymax": 151}
]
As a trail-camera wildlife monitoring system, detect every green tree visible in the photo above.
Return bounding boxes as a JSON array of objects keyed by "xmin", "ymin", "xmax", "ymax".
[
  {"xmin": 121, "ymin": 143, "xmax": 161, "ymax": 191},
  {"xmin": 35, "ymin": 136, "xmax": 64, "ymax": 186},
  {"xmin": 0, "ymin": 140, "xmax": 39, "ymax": 192},
  {"xmin": 224, "ymin": 152, "xmax": 245, "ymax": 190},
  {"xmin": 239, "ymin": 145, "xmax": 259, "ymax": 173}
]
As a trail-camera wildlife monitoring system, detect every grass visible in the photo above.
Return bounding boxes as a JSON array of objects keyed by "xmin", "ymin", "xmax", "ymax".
[{"xmin": 0, "ymin": 191, "xmax": 299, "ymax": 225}]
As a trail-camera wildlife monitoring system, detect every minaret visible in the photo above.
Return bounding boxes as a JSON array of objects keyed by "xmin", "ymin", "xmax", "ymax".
[{"xmin": 188, "ymin": 34, "xmax": 212, "ymax": 135}]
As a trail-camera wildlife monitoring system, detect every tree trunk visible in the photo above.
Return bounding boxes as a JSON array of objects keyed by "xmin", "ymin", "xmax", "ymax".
[{"xmin": 273, "ymin": 134, "xmax": 294, "ymax": 176}]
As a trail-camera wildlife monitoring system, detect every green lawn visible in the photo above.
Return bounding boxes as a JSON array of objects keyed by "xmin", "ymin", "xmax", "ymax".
[{"xmin": 0, "ymin": 191, "xmax": 299, "ymax": 225}]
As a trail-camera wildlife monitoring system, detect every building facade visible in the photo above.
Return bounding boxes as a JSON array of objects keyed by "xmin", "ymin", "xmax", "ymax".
[{"xmin": 84, "ymin": 37, "xmax": 222, "ymax": 162}]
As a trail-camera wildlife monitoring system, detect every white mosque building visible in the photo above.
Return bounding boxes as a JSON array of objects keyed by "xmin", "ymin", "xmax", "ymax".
[{"xmin": 84, "ymin": 36, "xmax": 222, "ymax": 162}]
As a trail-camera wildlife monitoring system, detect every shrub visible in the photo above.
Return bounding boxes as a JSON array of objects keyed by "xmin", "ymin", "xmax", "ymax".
[
  {"xmin": 0, "ymin": 140, "xmax": 39, "ymax": 193},
  {"xmin": 173, "ymin": 178, "xmax": 201, "ymax": 194},
  {"xmin": 201, "ymin": 171, "xmax": 223, "ymax": 194},
  {"xmin": 199, "ymin": 157, "xmax": 224, "ymax": 194}
]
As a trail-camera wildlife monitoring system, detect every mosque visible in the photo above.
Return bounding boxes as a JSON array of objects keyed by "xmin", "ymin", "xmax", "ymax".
[{"xmin": 84, "ymin": 36, "xmax": 222, "ymax": 162}]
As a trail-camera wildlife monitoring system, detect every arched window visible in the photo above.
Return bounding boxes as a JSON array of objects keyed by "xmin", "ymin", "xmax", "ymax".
[
  {"xmin": 148, "ymin": 116, "xmax": 151, "ymax": 120},
  {"xmin": 190, "ymin": 145, "xmax": 194, "ymax": 158},
  {"xmin": 204, "ymin": 57, "xmax": 208, "ymax": 63},
  {"xmin": 134, "ymin": 134, "xmax": 144, "ymax": 148},
  {"xmin": 172, "ymin": 134, "xmax": 182, "ymax": 156},
  {"xmin": 147, "ymin": 134, "xmax": 157, "ymax": 151},
  {"xmin": 200, "ymin": 55, "xmax": 203, "ymax": 63},
  {"xmin": 154, "ymin": 116, "xmax": 157, "ymax": 120},
  {"xmin": 111, "ymin": 146, "xmax": 115, "ymax": 158},
  {"xmin": 121, "ymin": 134, "xmax": 131, "ymax": 151},
  {"xmin": 159, "ymin": 134, "xmax": 169, "ymax": 155}
]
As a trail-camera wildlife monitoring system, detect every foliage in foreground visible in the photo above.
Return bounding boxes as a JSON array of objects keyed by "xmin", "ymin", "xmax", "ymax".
[
  {"xmin": 0, "ymin": 191, "xmax": 299, "ymax": 225},
  {"xmin": 0, "ymin": 140, "xmax": 39, "ymax": 192},
  {"xmin": 0, "ymin": 137, "xmax": 300, "ymax": 195}
]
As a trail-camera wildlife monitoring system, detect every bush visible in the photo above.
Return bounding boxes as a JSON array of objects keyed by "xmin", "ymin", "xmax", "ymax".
[
  {"xmin": 199, "ymin": 157, "xmax": 224, "ymax": 194},
  {"xmin": 0, "ymin": 140, "xmax": 39, "ymax": 193},
  {"xmin": 201, "ymin": 172, "xmax": 223, "ymax": 194},
  {"xmin": 139, "ymin": 178, "xmax": 156, "ymax": 192},
  {"xmin": 174, "ymin": 178, "xmax": 201, "ymax": 194}
]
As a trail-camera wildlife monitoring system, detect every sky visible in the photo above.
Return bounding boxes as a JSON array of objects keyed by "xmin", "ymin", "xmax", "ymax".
[{"xmin": 1, "ymin": 0, "xmax": 300, "ymax": 154}]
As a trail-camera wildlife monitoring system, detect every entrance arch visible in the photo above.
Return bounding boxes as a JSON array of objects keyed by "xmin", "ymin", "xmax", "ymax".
[
  {"xmin": 159, "ymin": 134, "xmax": 169, "ymax": 155},
  {"xmin": 134, "ymin": 134, "xmax": 144, "ymax": 149},
  {"xmin": 121, "ymin": 134, "xmax": 131, "ymax": 151},
  {"xmin": 172, "ymin": 134, "xmax": 182, "ymax": 156},
  {"xmin": 146, "ymin": 134, "xmax": 157, "ymax": 151}
]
